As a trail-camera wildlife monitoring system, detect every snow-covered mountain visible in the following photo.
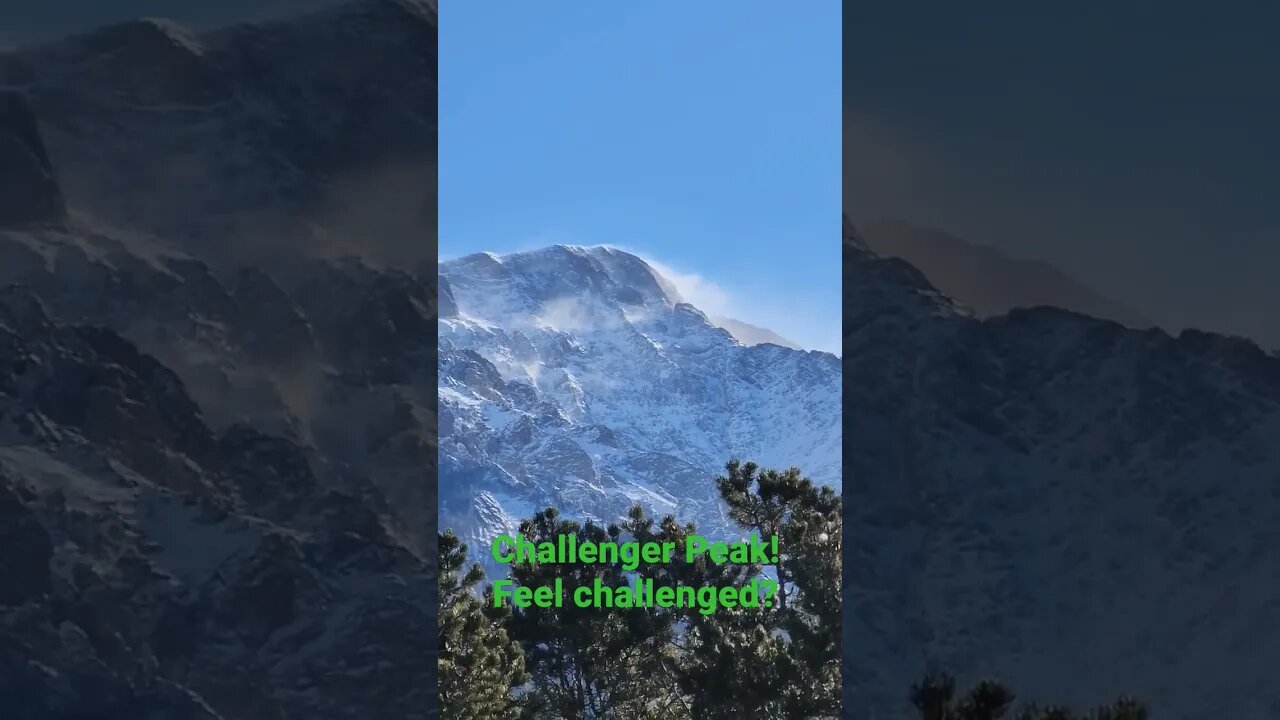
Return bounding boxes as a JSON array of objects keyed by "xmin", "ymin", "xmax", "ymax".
[
  {"xmin": 438, "ymin": 245, "xmax": 841, "ymax": 567},
  {"xmin": 843, "ymin": 214, "xmax": 1280, "ymax": 719},
  {"xmin": 1, "ymin": 0, "xmax": 436, "ymax": 265},
  {"xmin": 12, "ymin": 0, "xmax": 1280, "ymax": 717},
  {"xmin": 1, "ymin": 2, "xmax": 439, "ymax": 718},
  {"xmin": 861, "ymin": 218, "xmax": 1154, "ymax": 330},
  {"xmin": 711, "ymin": 315, "xmax": 803, "ymax": 350}
]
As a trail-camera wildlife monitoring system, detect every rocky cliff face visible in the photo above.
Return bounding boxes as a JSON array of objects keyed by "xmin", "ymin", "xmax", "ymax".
[
  {"xmin": 438, "ymin": 245, "xmax": 841, "ymax": 572},
  {"xmin": 0, "ymin": 2, "xmax": 439, "ymax": 718},
  {"xmin": 843, "ymin": 214, "xmax": 1280, "ymax": 719}
]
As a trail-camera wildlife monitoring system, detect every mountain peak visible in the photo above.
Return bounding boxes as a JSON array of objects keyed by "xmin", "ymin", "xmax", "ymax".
[
  {"xmin": 441, "ymin": 244, "xmax": 684, "ymax": 325},
  {"xmin": 439, "ymin": 243, "xmax": 842, "ymax": 571},
  {"xmin": 861, "ymin": 218, "xmax": 1155, "ymax": 329},
  {"xmin": 29, "ymin": 16, "xmax": 206, "ymax": 58},
  {"xmin": 711, "ymin": 315, "xmax": 802, "ymax": 350},
  {"xmin": 4, "ymin": 0, "xmax": 437, "ymax": 258}
]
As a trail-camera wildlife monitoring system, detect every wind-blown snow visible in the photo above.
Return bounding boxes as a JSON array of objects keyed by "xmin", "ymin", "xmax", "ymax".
[{"xmin": 438, "ymin": 244, "xmax": 841, "ymax": 568}]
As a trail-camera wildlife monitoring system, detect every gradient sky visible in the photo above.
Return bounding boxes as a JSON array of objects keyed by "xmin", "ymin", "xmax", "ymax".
[
  {"xmin": 441, "ymin": 1, "xmax": 841, "ymax": 354},
  {"xmin": 846, "ymin": 1, "xmax": 1280, "ymax": 348}
]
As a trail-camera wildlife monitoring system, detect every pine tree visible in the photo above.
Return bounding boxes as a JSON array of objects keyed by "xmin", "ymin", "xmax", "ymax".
[
  {"xmin": 610, "ymin": 460, "xmax": 843, "ymax": 719},
  {"xmin": 502, "ymin": 508, "xmax": 677, "ymax": 720},
  {"xmin": 913, "ymin": 674, "xmax": 1149, "ymax": 720},
  {"xmin": 439, "ymin": 530, "xmax": 526, "ymax": 720},
  {"xmin": 716, "ymin": 460, "xmax": 843, "ymax": 718},
  {"xmin": 485, "ymin": 459, "xmax": 843, "ymax": 718},
  {"xmin": 1015, "ymin": 707, "xmax": 1077, "ymax": 720},
  {"xmin": 910, "ymin": 672, "xmax": 957, "ymax": 720},
  {"xmin": 621, "ymin": 505, "xmax": 794, "ymax": 719},
  {"xmin": 1088, "ymin": 697, "xmax": 1147, "ymax": 720},
  {"xmin": 955, "ymin": 679, "xmax": 1017, "ymax": 720}
]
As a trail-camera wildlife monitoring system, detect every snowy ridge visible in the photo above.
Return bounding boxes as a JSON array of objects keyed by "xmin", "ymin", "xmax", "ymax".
[
  {"xmin": 0, "ymin": 2, "xmax": 440, "ymax": 718},
  {"xmin": 842, "ymin": 214, "xmax": 1280, "ymax": 720},
  {"xmin": 439, "ymin": 245, "xmax": 841, "ymax": 567}
]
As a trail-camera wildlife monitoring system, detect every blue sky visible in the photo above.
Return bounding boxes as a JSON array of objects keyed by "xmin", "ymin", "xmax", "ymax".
[
  {"xmin": 846, "ymin": 1, "xmax": 1280, "ymax": 347},
  {"xmin": 440, "ymin": 1, "xmax": 841, "ymax": 354}
]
